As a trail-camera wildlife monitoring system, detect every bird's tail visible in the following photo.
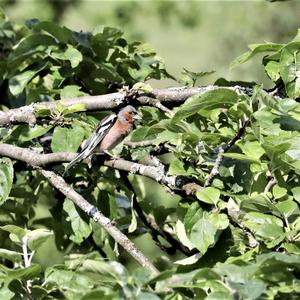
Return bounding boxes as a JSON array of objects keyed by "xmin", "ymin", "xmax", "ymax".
[{"xmin": 63, "ymin": 150, "xmax": 89, "ymax": 176}]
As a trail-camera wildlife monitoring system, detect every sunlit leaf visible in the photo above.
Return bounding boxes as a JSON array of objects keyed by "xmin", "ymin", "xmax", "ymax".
[{"xmin": 0, "ymin": 158, "xmax": 13, "ymax": 205}]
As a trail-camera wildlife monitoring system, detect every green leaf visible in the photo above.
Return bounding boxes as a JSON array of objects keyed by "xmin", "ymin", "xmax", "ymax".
[
  {"xmin": 276, "ymin": 200, "xmax": 298, "ymax": 219},
  {"xmin": 60, "ymin": 85, "xmax": 87, "ymax": 100},
  {"xmin": 34, "ymin": 21, "xmax": 74, "ymax": 44},
  {"xmin": 44, "ymin": 267, "xmax": 94, "ymax": 296},
  {"xmin": 174, "ymin": 253, "xmax": 202, "ymax": 265},
  {"xmin": 208, "ymin": 213, "xmax": 229, "ymax": 230},
  {"xmin": 168, "ymin": 158, "xmax": 197, "ymax": 176},
  {"xmin": 172, "ymin": 88, "xmax": 239, "ymax": 122},
  {"xmin": 206, "ymin": 292, "xmax": 234, "ymax": 300},
  {"xmin": 9, "ymin": 70, "xmax": 37, "ymax": 96},
  {"xmin": 51, "ymin": 45, "xmax": 83, "ymax": 68},
  {"xmin": 0, "ymin": 248, "xmax": 22, "ymax": 262},
  {"xmin": 0, "ymin": 283, "xmax": 14, "ymax": 299},
  {"xmin": 64, "ymin": 45, "xmax": 83, "ymax": 68},
  {"xmin": 73, "ymin": 258, "xmax": 127, "ymax": 280},
  {"xmin": 190, "ymin": 214, "xmax": 217, "ymax": 254},
  {"xmin": 0, "ymin": 158, "xmax": 13, "ymax": 205},
  {"xmin": 238, "ymin": 141, "xmax": 265, "ymax": 160},
  {"xmin": 256, "ymin": 223, "xmax": 285, "ymax": 248},
  {"xmin": 63, "ymin": 199, "xmax": 92, "ymax": 244},
  {"xmin": 51, "ymin": 125, "xmax": 85, "ymax": 153},
  {"xmin": 63, "ymin": 103, "xmax": 86, "ymax": 115},
  {"xmin": 27, "ymin": 228, "xmax": 53, "ymax": 251},
  {"xmin": 9, "ymin": 34, "xmax": 57, "ymax": 65},
  {"xmin": 175, "ymin": 220, "xmax": 193, "ymax": 250},
  {"xmin": 9, "ymin": 61, "xmax": 48, "ymax": 96},
  {"xmin": 243, "ymin": 212, "xmax": 283, "ymax": 229},
  {"xmin": 222, "ymin": 153, "xmax": 260, "ymax": 163},
  {"xmin": 0, "ymin": 225, "xmax": 26, "ymax": 245},
  {"xmin": 35, "ymin": 105, "xmax": 51, "ymax": 117},
  {"xmin": 292, "ymin": 186, "xmax": 300, "ymax": 203},
  {"xmin": 132, "ymin": 82, "xmax": 153, "ymax": 92},
  {"xmin": 183, "ymin": 202, "xmax": 203, "ymax": 232},
  {"xmin": 128, "ymin": 196, "xmax": 137, "ymax": 233},
  {"xmin": 231, "ymin": 43, "xmax": 283, "ymax": 68},
  {"xmin": 18, "ymin": 125, "xmax": 53, "ymax": 142},
  {"xmin": 272, "ymin": 185, "xmax": 287, "ymax": 199},
  {"xmin": 280, "ymin": 48, "xmax": 296, "ymax": 84},
  {"xmin": 265, "ymin": 60, "xmax": 281, "ymax": 81},
  {"xmin": 0, "ymin": 263, "xmax": 41, "ymax": 281},
  {"xmin": 196, "ymin": 187, "xmax": 220, "ymax": 205}
]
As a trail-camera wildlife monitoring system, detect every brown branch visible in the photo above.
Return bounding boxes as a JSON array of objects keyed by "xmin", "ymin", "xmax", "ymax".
[
  {"xmin": 224, "ymin": 117, "xmax": 250, "ymax": 151},
  {"xmin": 39, "ymin": 168, "xmax": 159, "ymax": 275},
  {"xmin": 0, "ymin": 143, "xmax": 179, "ymax": 189},
  {"xmin": 104, "ymin": 159, "xmax": 178, "ymax": 188},
  {"xmin": 264, "ymin": 164, "xmax": 277, "ymax": 194},
  {"xmin": 0, "ymin": 143, "xmax": 74, "ymax": 166},
  {"xmin": 204, "ymin": 145, "xmax": 225, "ymax": 187},
  {"xmin": 0, "ymin": 86, "xmax": 253, "ymax": 126},
  {"xmin": 124, "ymin": 140, "xmax": 157, "ymax": 148}
]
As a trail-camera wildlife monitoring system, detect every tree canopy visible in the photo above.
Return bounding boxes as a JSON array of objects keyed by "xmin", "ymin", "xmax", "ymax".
[{"xmin": 0, "ymin": 6, "xmax": 300, "ymax": 300}]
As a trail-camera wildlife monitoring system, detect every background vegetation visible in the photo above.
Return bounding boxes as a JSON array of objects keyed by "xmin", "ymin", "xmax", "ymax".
[
  {"xmin": 1, "ymin": 1, "xmax": 300, "ymax": 299},
  {"xmin": 3, "ymin": 0, "xmax": 300, "ymax": 86}
]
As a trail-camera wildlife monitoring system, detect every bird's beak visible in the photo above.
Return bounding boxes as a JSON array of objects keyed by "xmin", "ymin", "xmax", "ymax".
[{"xmin": 133, "ymin": 114, "xmax": 142, "ymax": 121}]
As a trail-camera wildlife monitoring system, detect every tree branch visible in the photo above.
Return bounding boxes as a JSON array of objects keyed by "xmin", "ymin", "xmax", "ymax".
[
  {"xmin": 0, "ymin": 143, "xmax": 74, "ymax": 166},
  {"xmin": 125, "ymin": 140, "xmax": 157, "ymax": 148},
  {"xmin": 0, "ymin": 143, "xmax": 179, "ymax": 189},
  {"xmin": 204, "ymin": 145, "xmax": 225, "ymax": 187},
  {"xmin": 22, "ymin": 236, "xmax": 33, "ymax": 300},
  {"xmin": 0, "ymin": 86, "xmax": 253, "ymax": 126},
  {"xmin": 38, "ymin": 168, "xmax": 159, "ymax": 276}
]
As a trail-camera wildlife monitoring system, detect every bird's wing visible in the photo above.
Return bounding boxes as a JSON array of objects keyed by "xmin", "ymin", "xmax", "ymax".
[{"xmin": 64, "ymin": 114, "xmax": 117, "ymax": 174}]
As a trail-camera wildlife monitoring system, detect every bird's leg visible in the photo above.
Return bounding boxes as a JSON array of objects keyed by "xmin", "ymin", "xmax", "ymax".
[{"xmin": 103, "ymin": 150, "xmax": 119, "ymax": 160}]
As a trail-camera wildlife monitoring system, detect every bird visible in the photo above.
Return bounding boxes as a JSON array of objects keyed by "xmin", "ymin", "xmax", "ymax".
[{"xmin": 64, "ymin": 105, "xmax": 141, "ymax": 174}]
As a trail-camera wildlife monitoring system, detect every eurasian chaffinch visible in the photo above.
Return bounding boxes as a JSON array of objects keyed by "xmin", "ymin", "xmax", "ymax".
[{"xmin": 64, "ymin": 105, "xmax": 140, "ymax": 173}]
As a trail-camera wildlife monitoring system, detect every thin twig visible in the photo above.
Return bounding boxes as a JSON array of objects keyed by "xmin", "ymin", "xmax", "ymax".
[
  {"xmin": 264, "ymin": 178, "xmax": 277, "ymax": 194},
  {"xmin": 224, "ymin": 117, "xmax": 249, "ymax": 152},
  {"xmin": 22, "ymin": 236, "xmax": 33, "ymax": 300},
  {"xmin": 204, "ymin": 145, "xmax": 225, "ymax": 187},
  {"xmin": 125, "ymin": 140, "xmax": 157, "ymax": 148},
  {"xmin": 204, "ymin": 117, "xmax": 250, "ymax": 187},
  {"xmin": 264, "ymin": 164, "xmax": 277, "ymax": 194}
]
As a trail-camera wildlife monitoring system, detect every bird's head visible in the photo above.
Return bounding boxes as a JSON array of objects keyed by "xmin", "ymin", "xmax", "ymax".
[{"xmin": 118, "ymin": 105, "xmax": 141, "ymax": 124}]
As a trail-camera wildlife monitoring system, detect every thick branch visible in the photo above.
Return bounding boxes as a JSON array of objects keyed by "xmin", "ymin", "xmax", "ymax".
[
  {"xmin": 39, "ymin": 168, "xmax": 159, "ymax": 275},
  {"xmin": 0, "ymin": 86, "xmax": 253, "ymax": 126},
  {"xmin": 0, "ymin": 143, "xmax": 74, "ymax": 166},
  {"xmin": 0, "ymin": 143, "xmax": 179, "ymax": 189}
]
